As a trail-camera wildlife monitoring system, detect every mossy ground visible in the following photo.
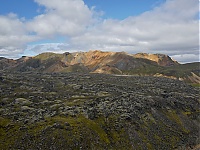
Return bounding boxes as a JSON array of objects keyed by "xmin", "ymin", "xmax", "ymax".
[
  {"xmin": 0, "ymin": 72, "xmax": 199, "ymax": 149},
  {"xmin": 0, "ymin": 115, "xmax": 133, "ymax": 150}
]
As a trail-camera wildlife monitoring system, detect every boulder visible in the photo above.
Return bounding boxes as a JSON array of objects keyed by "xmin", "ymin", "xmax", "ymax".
[{"xmin": 15, "ymin": 98, "xmax": 32, "ymax": 105}]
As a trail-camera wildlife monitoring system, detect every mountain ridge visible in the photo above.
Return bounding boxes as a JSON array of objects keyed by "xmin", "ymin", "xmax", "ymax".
[
  {"xmin": 0, "ymin": 50, "xmax": 199, "ymax": 83},
  {"xmin": 0, "ymin": 51, "xmax": 199, "ymax": 149}
]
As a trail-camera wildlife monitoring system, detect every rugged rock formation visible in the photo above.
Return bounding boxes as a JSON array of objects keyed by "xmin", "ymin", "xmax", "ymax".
[
  {"xmin": 0, "ymin": 72, "xmax": 199, "ymax": 149},
  {"xmin": 133, "ymin": 53, "xmax": 179, "ymax": 66},
  {"xmin": 0, "ymin": 50, "xmax": 199, "ymax": 84},
  {"xmin": 0, "ymin": 57, "xmax": 17, "ymax": 70}
]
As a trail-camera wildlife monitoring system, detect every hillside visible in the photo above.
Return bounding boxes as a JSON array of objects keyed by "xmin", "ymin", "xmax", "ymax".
[
  {"xmin": 0, "ymin": 51, "xmax": 199, "ymax": 149},
  {"xmin": 0, "ymin": 72, "xmax": 199, "ymax": 149},
  {"xmin": 0, "ymin": 57, "xmax": 17, "ymax": 70},
  {"xmin": 0, "ymin": 50, "xmax": 199, "ymax": 83},
  {"xmin": 133, "ymin": 53, "xmax": 179, "ymax": 66}
]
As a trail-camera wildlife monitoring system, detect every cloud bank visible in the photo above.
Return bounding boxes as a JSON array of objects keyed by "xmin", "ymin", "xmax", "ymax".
[{"xmin": 0, "ymin": 0, "xmax": 199, "ymax": 63}]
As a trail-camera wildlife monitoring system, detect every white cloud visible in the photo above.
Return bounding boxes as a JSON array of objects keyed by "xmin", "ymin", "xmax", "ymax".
[
  {"xmin": 26, "ymin": 43, "xmax": 70, "ymax": 54},
  {"xmin": 70, "ymin": 0, "xmax": 199, "ymax": 63},
  {"xmin": 0, "ymin": 0, "xmax": 94, "ymax": 58},
  {"xmin": 0, "ymin": 13, "xmax": 25, "ymax": 36},
  {"xmin": 0, "ymin": 13, "xmax": 39, "ymax": 58},
  {"xmin": 27, "ymin": 0, "xmax": 93, "ymax": 37},
  {"xmin": 172, "ymin": 54, "xmax": 200, "ymax": 64},
  {"xmin": 0, "ymin": 0, "xmax": 199, "ymax": 63}
]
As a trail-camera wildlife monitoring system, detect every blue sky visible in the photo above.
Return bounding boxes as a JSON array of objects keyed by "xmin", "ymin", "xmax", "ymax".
[
  {"xmin": 0, "ymin": 0, "xmax": 164, "ymax": 19},
  {"xmin": 84, "ymin": 0, "xmax": 165, "ymax": 19},
  {"xmin": 0, "ymin": 0, "xmax": 199, "ymax": 63},
  {"xmin": 0, "ymin": 0, "xmax": 39, "ymax": 19}
]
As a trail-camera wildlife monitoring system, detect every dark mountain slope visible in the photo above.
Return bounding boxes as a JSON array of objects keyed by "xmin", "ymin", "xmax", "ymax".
[
  {"xmin": 0, "ymin": 51, "xmax": 199, "ymax": 149},
  {"xmin": 1, "ymin": 50, "xmax": 199, "ymax": 83},
  {"xmin": 0, "ymin": 57, "xmax": 17, "ymax": 70}
]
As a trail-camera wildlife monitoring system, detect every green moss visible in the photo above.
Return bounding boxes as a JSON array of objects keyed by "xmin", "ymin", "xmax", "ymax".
[
  {"xmin": 154, "ymin": 134, "xmax": 162, "ymax": 142},
  {"xmin": 147, "ymin": 143, "xmax": 154, "ymax": 150},
  {"xmin": 136, "ymin": 130, "xmax": 154, "ymax": 150},
  {"xmin": 65, "ymin": 97, "xmax": 93, "ymax": 106},
  {"xmin": 35, "ymin": 52, "xmax": 63, "ymax": 61},
  {"xmin": 0, "ymin": 111, "xmax": 194, "ymax": 149},
  {"xmin": 164, "ymin": 110, "xmax": 190, "ymax": 134},
  {"xmin": 191, "ymin": 83, "xmax": 200, "ymax": 87},
  {"xmin": 28, "ymin": 121, "xmax": 47, "ymax": 136},
  {"xmin": 0, "ymin": 117, "xmax": 22, "ymax": 149},
  {"xmin": 151, "ymin": 121, "xmax": 180, "ymax": 149},
  {"xmin": 0, "ymin": 117, "xmax": 10, "ymax": 126},
  {"xmin": 132, "ymin": 110, "xmax": 190, "ymax": 149},
  {"xmin": 44, "ymin": 115, "xmax": 110, "ymax": 143},
  {"xmin": 79, "ymin": 116, "xmax": 110, "ymax": 144},
  {"xmin": 182, "ymin": 111, "xmax": 192, "ymax": 115}
]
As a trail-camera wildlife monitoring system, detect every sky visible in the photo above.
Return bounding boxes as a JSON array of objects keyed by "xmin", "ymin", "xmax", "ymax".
[{"xmin": 0, "ymin": 0, "xmax": 199, "ymax": 63}]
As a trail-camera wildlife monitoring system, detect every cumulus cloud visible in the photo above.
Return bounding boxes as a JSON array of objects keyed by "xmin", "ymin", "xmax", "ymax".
[
  {"xmin": 71, "ymin": 0, "xmax": 199, "ymax": 62},
  {"xmin": 172, "ymin": 54, "xmax": 200, "ymax": 64},
  {"xmin": 27, "ymin": 0, "xmax": 93, "ymax": 37},
  {"xmin": 0, "ymin": 0, "xmax": 94, "ymax": 58},
  {"xmin": 0, "ymin": 13, "xmax": 39, "ymax": 58},
  {"xmin": 26, "ymin": 43, "xmax": 70, "ymax": 54},
  {"xmin": 0, "ymin": 0, "xmax": 199, "ymax": 63}
]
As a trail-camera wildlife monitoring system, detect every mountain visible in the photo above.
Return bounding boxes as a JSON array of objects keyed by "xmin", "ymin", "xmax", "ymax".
[
  {"xmin": 0, "ymin": 50, "xmax": 199, "ymax": 84},
  {"xmin": 0, "ymin": 57, "xmax": 17, "ymax": 70},
  {"xmin": 133, "ymin": 53, "xmax": 179, "ymax": 66},
  {"xmin": 0, "ymin": 51, "xmax": 199, "ymax": 149}
]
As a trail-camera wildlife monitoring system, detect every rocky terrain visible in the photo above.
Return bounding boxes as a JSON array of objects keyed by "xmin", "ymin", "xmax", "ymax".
[
  {"xmin": 0, "ymin": 50, "xmax": 199, "ymax": 84},
  {"xmin": 0, "ymin": 71, "xmax": 199, "ymax": 149},
  {"xmin": 133, "ymin": 53, "xmax": 179, "ymax": 66}
]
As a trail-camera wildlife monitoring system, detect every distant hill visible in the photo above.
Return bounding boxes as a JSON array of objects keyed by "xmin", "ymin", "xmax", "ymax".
[
  {"xmin": 0, "ymin": 57, "xmax": 17, "ymax": 70},
  {"xmin": 0, "ymin": 50, "xmax": 199, "ymax": 83},
  {"xmin": 133, "ymin": 53, "xmax": 179, "ymax": 66},
  {"xmin": 0, "ymin": 51, "xmax": 199, "ymax": 149}
]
